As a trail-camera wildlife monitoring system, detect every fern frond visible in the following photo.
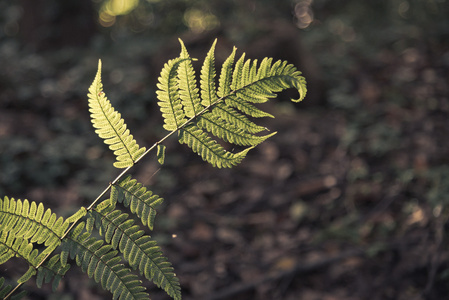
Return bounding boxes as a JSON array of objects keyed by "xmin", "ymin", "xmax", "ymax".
[
  {"xmin": 0, "ymin": 231, "xmax": 44, "ymax": 280},
  {"xmin": 200, "ymin": 39, "xmax": 218, "ymax": 107},
  {"xmin": 178, "ymin": 39, "xmax": 202, "ymax": 117},
  {"xmin": 0, "ymin": 197, "xmax": 74, "ymax": 295},
  {"xmin": 0, "ymin": 232, "xmax": 21, "ymax": 265},
  {"xmin": 156, "ymin": 39, "xmax": 307, "ymax": 168},
  {"xmin": 179, "ymin": 124, "xmax": 253, "ymax": 168},
  {"xmin": 211, "ymin": 103, "xmax": 266, "ymax": 134},
  {"xmin": 230, "ymin": 52, "xmax": 245, "ymax": 91},
  {"xmin": 217, "ymin": 46, "xmax": 236, "ymax": 98},
  {"xmin": 87, "ymin": 201, "xmax": 181, "ymax": 300},
  {"xmin": 87, "ymin": 60, "xmax": 146, "ymax": 168},
  {"xmin": 156, "ymin": 57, "xmax": 189, "ymax": 131},
  {"xmin": 17, "ymin": 267, "xmax": 35, "ymax": 284},
  {"xmin": 63, "ymin": 222, "xmax": 149, "ymax": 300},
  {"xmin": 0, "ymin": 232, "xmax": 64, "ymax": 297},
  {"xmin": 225, "ymin": 94, "xmax": 274, "ymax": 118},
  {"xmin": 0, "ymin": 197, "xmax": 68, "ymax": 255},
  {"xmin": 110, "ymin": 175, "xmax": 164, "ymax": 231},
  {"xmin": 65, "ymin": 207, "xmax": 87, "ymax": 223},
  {"xmin": 198, "ymin": 112, "xmax": 275, "ymax": 146}
]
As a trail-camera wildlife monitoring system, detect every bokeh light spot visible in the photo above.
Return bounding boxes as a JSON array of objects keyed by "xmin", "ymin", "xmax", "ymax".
[
  {"xmin": 99, "ymin": 0, "xmax": 140, "ymax": 27},
  {"xmin": 99, "ymin": 11, "xmax": 116, "ymax": 27},
  {"xmin": 294, "ymin": 0, "xmax": 314, "ymax": 29},
  {"xmin": 183, "ymin": 9, "xmax": 219, "ymax": 33}
]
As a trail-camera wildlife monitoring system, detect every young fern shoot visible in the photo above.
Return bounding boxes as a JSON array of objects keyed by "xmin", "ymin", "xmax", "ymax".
[{"xmin": 0, "ymin": 38, "xmax": 306, "ymax": 300}]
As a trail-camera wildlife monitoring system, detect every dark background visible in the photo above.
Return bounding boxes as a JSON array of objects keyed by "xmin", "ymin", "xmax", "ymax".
[{"xmin": 1, "ymin": 0, "xmax": 449, "ymax": 299}]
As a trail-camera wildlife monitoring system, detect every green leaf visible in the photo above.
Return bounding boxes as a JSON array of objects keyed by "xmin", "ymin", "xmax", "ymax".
[
  {"xmin": 65, "ymin": 223, "xmax": 149, "ymax": 300},
  {"xmin": 178, "ymin": 39, "xmax": 202, "ymax": 118},
  {"xmin": 87, "ymin": 60, "xmax": 146, "ymax": 168},
  {"xmin": 156, "ymin": 57, "xmax": 189, "ymax": 131},
  {"xmin": 200, "ymin": 39, "xmax": 218, "ymax": 107},
  {"xmin": 90, "ymin": 205, "xmax": 181, "ymax": 300},
  {"xmin": 157, "ymin": 144, "xmax": 166, "ymax": 165},
  {"xmin": 111, "ymin": 176, "xmax": 163, "ymax": 231},
  {"xmin": 156, "ymin": 39, "xmax": 307, "ymax": 168},
  {"xmin": 17, "ymin": 266, "xmax": 36, "ymax": 284},
  {"xmin": 65, "ymin": 207, "xmax": 87, "ymax": 224}
]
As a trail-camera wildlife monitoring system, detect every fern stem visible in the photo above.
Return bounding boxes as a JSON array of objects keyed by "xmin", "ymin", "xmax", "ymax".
[
  {"xmin": 4, "ymin": 284, "xmax": 21, "ymax": 300},
  {"xmin": 86, "ymin": 166, "xmax": 132, "ymax": 211}
]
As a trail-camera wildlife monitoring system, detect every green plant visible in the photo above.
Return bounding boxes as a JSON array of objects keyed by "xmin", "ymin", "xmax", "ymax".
[{"xmin": 0, "ymin": 39, "xmax": 306, "ymax": 300}]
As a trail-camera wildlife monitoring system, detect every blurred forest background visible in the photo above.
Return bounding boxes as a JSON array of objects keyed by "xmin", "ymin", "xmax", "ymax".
[{"xmin": 1, "ymin": 0, "xmax": 449, "ymax": 299}]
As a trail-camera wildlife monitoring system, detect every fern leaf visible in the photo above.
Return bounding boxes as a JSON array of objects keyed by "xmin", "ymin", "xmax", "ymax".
[
  {"xmin": 88, "ymin": 60, "xmax": 146, "ymax": 168},
  {"xmin": 64, "ymin": 222, "xmax": 149, "ymax": 300},
  {"xmin": 198, "ymin": 112, "xmax": 275, "ymax": 146},
  {"xmin": 60, "ymin": 222, "xmax": 87, "ymax": 267},
  {"xmin": 65, "ymin": 207, "xmax": 87, "ymax": 224},
  {"xmin": 156, "ymin": 57, "xmax": 189, "ymax": 131},
  {"xmin": 0, "ymin": 197, "xmax": 69, "ymax": 292},
  {"xmin": 217, "ymin": 46, "xmax": 236, "ymax": 98},
  {"xmin": 200, "ymin": 38, "xmax": 218, "ymax": 107},
  {"xmin": 179, "ymin": 124, "xmax": 253, "ymax": 168},
  {"xmin": 0, "ymin": 232, "xmax": 39, "ymax": 275},
  {"xmin": 225, "ymin": 94, "xmax": 274, "ymax": 118},
  {"xmin": 36, "ymin": 255, "xmax": 70, "ymax": 291},
  {"xmin": 0, "ymin": 197, "xmax": 66, "ymax": 255},
  {"xmin": 89, "ymin": 202, "xmax": 181, "ymax": 300},
  {"xmin": 231, "ymin": 52, "xmax": 245, "ymax": 91},
  {"xmin": 178, "ymin": 39, "xmax": 202, "ymax": 117},
  {"xmin": 157, "ymin": 39, "xmax": 307, "ymax": 168},
  {"xmin": 17, "ymin": 266, "xmax": 36, "ymax": 284},
  {"xmin": 0, "ymin": 196, "xmax": 73, "ymax": 293},
  {"xmin": 0, "ymin": 232, "xmax": 16, "ymax": 264},
  {"xmin": 110, "ymin": 175, "xmax": 163, "ymax": 231},
  {"xmin": 211, "ymin": 103, "xmax": 266, "ymax": 134},
  {"xmin": 157, "ymin": 144, "xmax": 166, "ymax": 165}
]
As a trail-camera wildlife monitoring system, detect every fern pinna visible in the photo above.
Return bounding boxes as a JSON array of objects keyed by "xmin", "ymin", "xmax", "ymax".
[
  {"xmin": 88, "ymin": 61, "xmax": 147, "ymax": 169},
  {"xmin": 0, "ymin": 197, "xmax": 73, "ymax": 298},
  {"xmin": 0, "ymin": 39, "xmax": 306, "ymax": 300}
]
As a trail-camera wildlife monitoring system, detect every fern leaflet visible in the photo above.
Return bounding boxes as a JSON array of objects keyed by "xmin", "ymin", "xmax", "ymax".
[
  {"xmin": 88, "ymin": 60, "xmax": 146, "ymax": 168},
  {"xmin": 0, "ymin": 197, "xmax": 69, "ymax": 255},
  {"xmin": 62, "ymin": 222, "xmax": 149, "ymax": 300},
  {"xmin": 0, "ymin": 197, "xmax": 75, "ymax": 295},
  {"xmin": 178, "ymin": 40, "xmax": 202, "ymax": 118},
  {"xmin": 86, "ymin": 200, "xmax": 181, "ymax": 300},
  {"xmin": 110, "ymin": 175, "xmax": 164, "ymax": 231},
  {"xmin": 179, "ymin": 123, "xmax": 254, "ymax": 168},
  {"xmin": 156, "ymin": 57, "xmax": 189, "ymax": 131}
]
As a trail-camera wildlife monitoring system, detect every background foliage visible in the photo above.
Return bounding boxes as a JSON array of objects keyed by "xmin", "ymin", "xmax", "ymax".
[{"xmin": 1, "ymin": 0, "xmax": 449, "ymax": 299}]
